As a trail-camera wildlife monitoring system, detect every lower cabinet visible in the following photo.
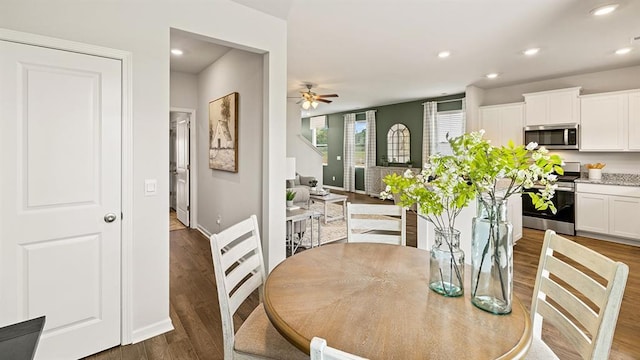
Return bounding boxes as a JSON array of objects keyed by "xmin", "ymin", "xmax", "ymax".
[
  {"xmin": 609, "ymin": 195, "xmax": 640, "ymax": 238},
  {"xmin": 575, "ymin": 193, "xmax": 609, "ymax": 233},
  {"xmin": 576, "ymin": 183, "xmax": 640, "ymax": 240},
  {"xmin": 508, "ymin": 194, "xmax": 522, "ymax": 242}
]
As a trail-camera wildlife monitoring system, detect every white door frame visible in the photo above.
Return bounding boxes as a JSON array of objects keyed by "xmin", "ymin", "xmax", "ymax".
[
  {"xmin": 0, "ymin": 28, "xmax": 134, "ymax": 344},
  {"xmin": 170, "ymin": 107, "xmax": 197, "ymax": 229}
]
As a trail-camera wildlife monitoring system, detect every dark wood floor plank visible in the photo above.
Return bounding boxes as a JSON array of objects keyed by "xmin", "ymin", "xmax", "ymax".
[
  {"xmin": 142, "ymin": 334, "xmax": 171, "ymax": 360},
  {"xmin": 120, "ymin": 342, "xmax": 148, "ymax": 360},
  {"xmin": 167, "ymin": 338, "xmax": 200, "ymax": 360}
]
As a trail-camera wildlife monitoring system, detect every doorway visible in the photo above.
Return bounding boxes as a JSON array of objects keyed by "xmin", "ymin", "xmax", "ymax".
[{"xmin": 170, "ymin": 108, "xmax": 195, "ymax": 230}]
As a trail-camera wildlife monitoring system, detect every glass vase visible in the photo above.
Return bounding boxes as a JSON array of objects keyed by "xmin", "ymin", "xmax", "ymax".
[
  {"xmin": 471, "ymin": 196, "xmax": 513, "ymax": 314},
  {"xmin": 429, "ymin": 228, "xmax": 464, "ymax": 297}
]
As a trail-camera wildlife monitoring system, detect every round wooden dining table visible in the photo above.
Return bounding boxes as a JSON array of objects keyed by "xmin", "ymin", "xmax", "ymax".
[{"xmin": 264, "ymin": 243, "xmax": 532, "ymax": 360}]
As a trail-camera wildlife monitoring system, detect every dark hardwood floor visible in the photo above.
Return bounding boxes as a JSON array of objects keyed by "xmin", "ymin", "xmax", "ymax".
[{"xmin": 87, "ymin": 191, "xmax": 639, "ymax": 360}]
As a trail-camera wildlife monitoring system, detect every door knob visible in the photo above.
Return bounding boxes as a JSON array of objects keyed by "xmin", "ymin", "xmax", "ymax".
[{"xmin": 104, "ymin": 213, "xmax": 117, "ymax": 223}]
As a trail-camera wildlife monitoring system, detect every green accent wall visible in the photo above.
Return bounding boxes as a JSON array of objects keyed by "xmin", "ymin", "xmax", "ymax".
[{"xmin": 302, "ymin": 93, "xmax": 464, "ymax": 189}]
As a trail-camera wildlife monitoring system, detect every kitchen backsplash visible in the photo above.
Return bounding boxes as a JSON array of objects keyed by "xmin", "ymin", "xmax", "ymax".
[{"xmin": 551, "ymin": 150, "xmax": 640, "ymax": 175}]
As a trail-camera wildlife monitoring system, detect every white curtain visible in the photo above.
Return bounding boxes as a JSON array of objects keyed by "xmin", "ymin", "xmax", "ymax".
[
  {"xmin": 343, "ymin": 113, "xmax": 356, "ymax": 192},
  {"xmin": 364, "ymin": 110, "xmax": 377, "ymax": 195},
  {"xmin": 422, "ymin": 101, "xmax": 437, "ymax": 166}
]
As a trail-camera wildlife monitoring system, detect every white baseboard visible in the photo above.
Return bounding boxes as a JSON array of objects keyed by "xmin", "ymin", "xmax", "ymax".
[
  {"xmin": 323, "ymin": 185, "xmax": 344, "ymax": 191},
  {"xmin": 197, "ymin": 225, "xmax": 212, "ymax": 238},
  {"xmin": 131, "ymin": 318, "xmax": 174, "ymax": 344},
  {"xmin": 576, "ymin": 231, "xmax": 640, "ymax": 247}
]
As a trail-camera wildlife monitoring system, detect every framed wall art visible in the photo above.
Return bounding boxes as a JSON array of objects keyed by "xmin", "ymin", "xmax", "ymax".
[{"xmin": 209, "ymin": 92, "xmax": 238, "ymax": 172}]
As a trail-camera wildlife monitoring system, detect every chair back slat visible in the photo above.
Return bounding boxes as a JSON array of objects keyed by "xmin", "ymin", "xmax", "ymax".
[
  {"xmin": 530, "ymin": 230, "xmax": 629, "ymax": 360},
  {"xmin": 210, "ymin": 215, "xmax": 266, "ymax": 359},
  {"xmin": 224, "ymin": 254, "xmax": 261, "ymax": 296},
  {"xmin": 349, "ymin": 218, "xmax": 402, "ymax": 232},
  {"xmin": 539, "ymin": 276, "xmax": 599, "ymax": 336},
  {"xmin": 229, "ymin": 272, "xmax": 263, "ymax": 315},
  {"xmin": 349, "ymin": 233, "xmax": 403, "ymax": 245},
  {"xmin": 548, "ymin": 234, "xmax": 618, "ymax": 280},
  {"xmin": 221, "ymin": 234, "xmax": 259, "ymax": 270},
  {"xmin": 347, "ymin": 203, "xmax": 403, "ymax": 216},
  {"xmin": 536, "ymin": 299, "xmax": 592, "ymax": 359},
  {"xmin": 346, "ymin": 202, "xmax": 406, "ymax": 246},
  {"xmin": 216, "ymin": 216, "xmax": 258, "ymax": 249},
  {"xmin": 544, "ymin": 255, "xmax": 607, "ymax": 307}
]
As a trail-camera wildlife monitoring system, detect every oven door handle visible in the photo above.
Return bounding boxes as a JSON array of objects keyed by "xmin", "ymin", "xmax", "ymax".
[{"xmin": 527, "ymin": 185, "xmax": 574, "ymax": 192}]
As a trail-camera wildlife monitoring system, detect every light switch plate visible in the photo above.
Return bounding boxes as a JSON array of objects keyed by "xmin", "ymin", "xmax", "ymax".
[
  {"xmin": 337, "ymin": 156, "xmax": 341, "ymax": 161},
  {"xmin": 145, "ymin": 179, "xmax": 157, "ymax": 196}
]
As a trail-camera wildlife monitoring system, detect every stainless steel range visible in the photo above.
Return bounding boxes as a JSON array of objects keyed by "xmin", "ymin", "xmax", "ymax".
[{"xmin": 522, "ymin": 162, "xmax": 580, "ymax": 236}]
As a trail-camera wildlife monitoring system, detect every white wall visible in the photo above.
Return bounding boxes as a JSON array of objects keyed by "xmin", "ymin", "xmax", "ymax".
[
  {"xmin": 481, "ymin": 65, "xmax": 640, "ymax": 106},
  {"xmin": 197, "ymin": 49, "xmax": 264, "ymax": 234},
  {"xmin": 476, "ymin": 65, "xmax": 640, "ymax": 175},
  {"xmin": 464, "ymin": 85, "xmax": 485, "ymax": 132},
  {"xmin": 286, "ymin": 102, "xmax": 324, "ymax": 184},
  {"xmin": 170, "ymin": 71, "xmax": 198, "ymax": 110},
  {"xmin": 0, "ymin": 0, "xmax": 287, "ymax": 345}
]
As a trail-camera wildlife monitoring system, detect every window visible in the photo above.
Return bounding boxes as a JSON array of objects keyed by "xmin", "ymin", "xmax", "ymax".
[
  {"xmin": 387, "ymin": 123, "xmax": 410, "ymax": 163},
  {"xmin": 312, "ymin": 127, "xmax": 328, "ymax": 165},
  {"xmin": 434, "ymin": 110, "xmax": 465, "ymax": 155},
  {"xmin": 310, "ymin": 115, "xmax": 328, "ymax": 165},
  {"xmin": 354, "ymin": 120, "xmax": 366, "ymax": 166}
]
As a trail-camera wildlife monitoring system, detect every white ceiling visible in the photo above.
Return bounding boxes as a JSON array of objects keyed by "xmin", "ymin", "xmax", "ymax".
[{"xmin": 172, "ymin": 0, "xmax": 640, "ymax": 116}]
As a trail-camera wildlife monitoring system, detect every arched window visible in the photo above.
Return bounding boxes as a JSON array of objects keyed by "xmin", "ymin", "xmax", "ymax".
[{"xmin": 387, "ymin": 124, "xmax": 410, "ymax": 163}]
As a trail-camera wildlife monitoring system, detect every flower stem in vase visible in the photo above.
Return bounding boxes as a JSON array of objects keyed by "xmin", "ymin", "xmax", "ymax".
[{"xmin": 471, "ymin": 197, "xmax": 513, "ymax": 314}]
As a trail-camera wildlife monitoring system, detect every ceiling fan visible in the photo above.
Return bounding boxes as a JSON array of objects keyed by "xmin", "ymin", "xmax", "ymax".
[{"xmin": 298, "ymin": 84, "xmax": 339, "ymax": 109}]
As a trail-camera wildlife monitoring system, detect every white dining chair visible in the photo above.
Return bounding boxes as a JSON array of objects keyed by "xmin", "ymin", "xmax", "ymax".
[
  {"xmin": 310, "ymin": 337, "xmax": 368, "ymax": 360},
  {"xmin": 210, "ymin": 215, "xmax": 308, "ymax": 360},
  {"xmin": 527, "ymin": 230, "xmax": 629, "ymax": 360},
  {"xmin": 346, "ymin": 202, "xmax": 406, "ymax": 245}
]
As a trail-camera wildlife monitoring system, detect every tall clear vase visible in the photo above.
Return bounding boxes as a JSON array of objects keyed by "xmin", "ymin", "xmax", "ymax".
[
  {"xmin": 471, "ymin": 196, "xmax": 513, "ymax": 314},
  {"xmin": 429, "ymin": 228, "xmax": 464, "ymax": 297}
]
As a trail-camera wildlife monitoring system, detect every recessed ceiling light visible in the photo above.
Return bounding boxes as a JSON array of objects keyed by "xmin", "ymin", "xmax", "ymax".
[
  {"xmin": 615, "ymin": 47, "xmax": 632, "ymax": 55},
  {"xmin": 438, "ymin": 51, "xmax": 451, "ymax": 58},
  {"xmin": 591, "ymin": 4, "xmax": 619, "ymax": 16},
  {"xmin": 486, "ymin": 73, "xmax": 499, "ymax": 79},
  {"xmin": 171, "ymin": 49, "xmax": 184, "ymax": 56},
  {"xmin": 523, "ymin": 48, "xmax": 540, "ymax": 56}
]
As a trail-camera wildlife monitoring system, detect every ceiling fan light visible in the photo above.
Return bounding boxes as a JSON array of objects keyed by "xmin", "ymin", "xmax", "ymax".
[
  {"xmin": 302, "ymin": 100, "xmax": 311, "ymax": 110},
  {"xmin": 311, "ymin": 101, "xmax": 319, "ymax": 109}
]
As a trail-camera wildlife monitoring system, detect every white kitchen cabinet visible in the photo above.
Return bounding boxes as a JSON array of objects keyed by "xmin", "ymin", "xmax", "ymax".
[
  {"xmin": 629, "ymin": 91, "xmax": 640, "ymax": 150},
  {"xmin": 609, "ymin": 195, "xmax": 640, "ymax": 239},
  {"xmin": 580, "ymin": 89, "xmax": 640, "ymax": 151},
  {"xmin": 576, "ymin": 183, "xmax": 640, "ymax": 240},
  {"xmin": 508, "ymin": 194, "xmax": 522, "ymax": 242},
  {"xmin": 523, "ymin": 87, "xmax": 581, "ymax": 126},
  {"xmin": 479, "ymin": 103, "xmax": 524, "ymax": 146},
  {"xmin": 575, "ymin": 192, "xmax": 609, "ymax": 234}
]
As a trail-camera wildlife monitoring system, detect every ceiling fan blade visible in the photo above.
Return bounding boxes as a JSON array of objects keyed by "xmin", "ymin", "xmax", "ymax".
[
  {"xmin": 316, "ymin": 98, "xmax": 332, "ymax": 103},
  {"xmin": 317, "ymin": 94, "xmax": 339, "ymax": 98}
]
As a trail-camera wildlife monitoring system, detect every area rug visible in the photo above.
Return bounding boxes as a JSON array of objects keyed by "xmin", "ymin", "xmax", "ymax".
[{"xmin": 296, "ymin": 202, "xmax": 393, "ymax": 248}]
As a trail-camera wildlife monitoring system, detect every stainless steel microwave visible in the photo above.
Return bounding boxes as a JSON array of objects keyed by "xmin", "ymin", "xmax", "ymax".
[{"xmin": 523, "ymin": 124, "xmax": 579, "ymax": 150}]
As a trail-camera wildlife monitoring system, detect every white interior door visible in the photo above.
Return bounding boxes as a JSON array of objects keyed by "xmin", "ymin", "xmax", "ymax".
[
  {"xmin": 0, "ymin": 40, "xmax": 121, "ymax": 359},
  {"xmin": 176, "ymin": 114, "xmax": 190, "ymax": 226}
]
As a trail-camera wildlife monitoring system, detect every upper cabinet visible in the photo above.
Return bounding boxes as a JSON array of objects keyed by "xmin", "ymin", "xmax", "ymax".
[
  {"xmin": 479, "ymin": 103, "xmax": 524, "ymax": 146},
  {"xmin": 523, "ymin": 87, "xmax": 581, "ymax": 126},
  {"xmin": 580, "ymin": 89, "xmax": 640, "ymax": 152}
]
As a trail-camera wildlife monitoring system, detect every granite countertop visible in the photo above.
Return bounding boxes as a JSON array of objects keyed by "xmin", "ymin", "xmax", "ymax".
[{"xmin": 574, "ymin": 173, "xmax": 640, "ymax": 187}]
